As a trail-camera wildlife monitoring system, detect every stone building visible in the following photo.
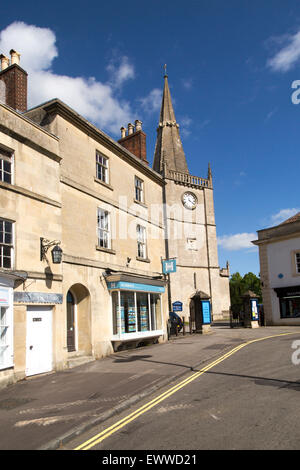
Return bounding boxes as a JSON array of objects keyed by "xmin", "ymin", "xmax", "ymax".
[
  {"xmin": 0, "ymin": 50, "xmax": 230, "ymax": 388},
  {"xmin": 252, "ymin": 212, "xmax": 300, "ymax": 325},
  {"xmin": 0, "ymin": 50, "xmax": 168, "ymax": 388},
  {"xmin": 152, "ymin": 72, "xmax": 230, "ymax": 326}
]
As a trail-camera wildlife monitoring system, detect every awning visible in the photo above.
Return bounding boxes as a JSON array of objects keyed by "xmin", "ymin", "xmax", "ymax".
[{"xmin": 105, "ymin": 271, "xmax": 166, "ymax": 293}]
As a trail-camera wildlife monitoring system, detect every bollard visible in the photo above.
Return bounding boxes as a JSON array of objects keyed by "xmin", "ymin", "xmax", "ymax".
[{"xmin": 182, "ymin": 316, "xmax": 185, "ymax": 335}]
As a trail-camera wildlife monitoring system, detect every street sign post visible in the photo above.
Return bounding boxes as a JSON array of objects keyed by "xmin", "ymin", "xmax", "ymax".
[{"xmin": 172, "ymin": 301, "xmax": 183, "ymax": 312}]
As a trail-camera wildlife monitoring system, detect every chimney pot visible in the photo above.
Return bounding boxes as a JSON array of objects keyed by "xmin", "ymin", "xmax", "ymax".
[
  {"xmin": 10, "ymin": 49, "xmax": 20, "ymax": 66},
  {"xmin": 0, "ymin": 54, "xmax": 10, "ymax": 71},
  {"xmin": 128, "ymin": 123, "xmax": 134, "ymax": 135},
  {"xmin": 120, "ymin": 127, "xmax": 126, "ymax": 139},
  {"xmin": 135, "ymin": 120, "xmax": 142, "ymax": 132}
]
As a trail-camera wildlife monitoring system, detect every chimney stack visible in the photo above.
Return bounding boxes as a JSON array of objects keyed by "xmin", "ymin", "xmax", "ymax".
[
  {"xmin": 10, "ymin": 49, "xmax": 20, "ymax": 66},
  {"xmin": 118, "ymin": 120, "xmax": 148, "ymax": 164},
  {"xmin": 128, "ymin": 123, "xmax": 134, "ymax": 135},
  {"xmin": 0, "ymin": 55, "xmax": 9, "ymax": 71},
  {"xmin": 0, "ymin": 49, "xmax": 27, "ymax": 112}
]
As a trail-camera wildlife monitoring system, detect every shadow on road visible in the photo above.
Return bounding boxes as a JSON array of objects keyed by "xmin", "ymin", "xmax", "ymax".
[{"xmin": 202, "ymin": 370, "xmax": 300, "ymax": 390}]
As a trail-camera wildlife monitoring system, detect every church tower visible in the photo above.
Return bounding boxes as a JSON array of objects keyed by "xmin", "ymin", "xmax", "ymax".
[{"xmin": 153, "ymin": 70, "xmax": 230, "ymax": 325}]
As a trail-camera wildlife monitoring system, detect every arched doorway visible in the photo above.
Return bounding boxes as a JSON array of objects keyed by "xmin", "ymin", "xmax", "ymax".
[{"xmin": 66, "ymin": 284, "xmax": 91, "ymax": 355}]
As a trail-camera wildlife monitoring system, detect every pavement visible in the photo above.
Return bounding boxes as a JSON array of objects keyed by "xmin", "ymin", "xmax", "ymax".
[{"xmin": 1, "ymin": 322, "xmax": 300, "ymax": 450}]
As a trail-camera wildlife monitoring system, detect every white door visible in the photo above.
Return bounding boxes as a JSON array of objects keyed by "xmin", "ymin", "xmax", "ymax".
[{"xmin": 26, "ymin": 306, "xmax": 53, "ymax": 376}]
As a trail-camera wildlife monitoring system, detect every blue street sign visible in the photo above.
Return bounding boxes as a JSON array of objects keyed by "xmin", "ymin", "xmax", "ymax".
[
  {"xmin": 162, "ymin": 259, "xmax": 176, "ymax": 274},
  {"xmin": 172, "ymin": 301, "xmax": 183, "ymax": 312}
]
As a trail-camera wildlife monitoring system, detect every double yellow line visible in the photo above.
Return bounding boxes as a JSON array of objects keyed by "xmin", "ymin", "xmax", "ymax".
[{"xmin": 75, "ymin": 332, "xmax": 296, "ymax": 450}]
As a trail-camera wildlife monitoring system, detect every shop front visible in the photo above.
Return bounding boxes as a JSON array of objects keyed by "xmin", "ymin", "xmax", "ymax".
[
  {"xmin": 274, "ymin": 286, "xmax": 300, "ymax": 320},
  {"xmin": 106, "ymin": 273, "xmax": 166, "ymax": 351}
]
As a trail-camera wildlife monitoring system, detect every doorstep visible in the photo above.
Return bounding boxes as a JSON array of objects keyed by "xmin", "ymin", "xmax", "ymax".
[{"xmin": 67, "ymin": 354, "xmax": 95, "ymax": 369}]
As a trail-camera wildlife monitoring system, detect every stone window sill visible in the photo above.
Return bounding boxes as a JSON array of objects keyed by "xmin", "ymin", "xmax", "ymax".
[
  {"xmin": 94, "ymin": 177, "xmax": 114, "ymax": 191},
  {"xmin": 133, "ymin": 199, "xmax": 147, "ymax": 209},
  {"xmin": 96, "ymin": 245, "xmax": 116, "ymax": 255},
  {"xmin": 136, "ymin": 256, "xmax": 151, "ymax": 263}
]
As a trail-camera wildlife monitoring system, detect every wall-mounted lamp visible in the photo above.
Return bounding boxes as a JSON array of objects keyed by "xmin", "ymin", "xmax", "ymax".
[{"xmin": 40, "ymin": 238, "xmax": 63, "ymax": 264}]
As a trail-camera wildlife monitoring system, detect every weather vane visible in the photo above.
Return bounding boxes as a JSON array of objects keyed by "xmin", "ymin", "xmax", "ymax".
[{"xmin": 164, "ymin": 64, "xmax": 167, "ymax": 77}]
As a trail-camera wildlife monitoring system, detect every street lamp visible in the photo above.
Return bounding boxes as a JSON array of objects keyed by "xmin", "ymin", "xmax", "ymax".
[
  {"xmin": 51, "ymin": 244, "xmax": 63, "ymax": 264},
  {"xmin": 40, "ymin": 238, "xmax": 62, "ymax": 263}
]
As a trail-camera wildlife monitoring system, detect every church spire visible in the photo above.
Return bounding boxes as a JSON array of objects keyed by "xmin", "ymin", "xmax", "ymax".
[{"xmin": 153, "ymin": 69, "xmax": 189, "ymax": 175}]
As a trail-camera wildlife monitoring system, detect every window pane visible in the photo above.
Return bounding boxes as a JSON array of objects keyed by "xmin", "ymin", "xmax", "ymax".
[
  {"xmin": 120, "ymin": 291, "xmax": 136, "ymax": 333},
  {"xmin": 136, "ymin": 292, "xmax": 149, "ymax": 332},
  {"xmin": 96, "ymin": 154, "xmax": 108, "ymax": 182},
  {"xmin": 3, "ymin": 172, "xmax": 11, "ymax": 184},
  {"xmin": 0, "ymin": 158, "xmax": 11, "ymax": 184}
]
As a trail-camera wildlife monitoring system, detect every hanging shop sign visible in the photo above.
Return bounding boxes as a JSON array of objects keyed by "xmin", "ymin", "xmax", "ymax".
[{"xmin": 162, "ymin": 259, "xmax": 177, "ymax": 274}]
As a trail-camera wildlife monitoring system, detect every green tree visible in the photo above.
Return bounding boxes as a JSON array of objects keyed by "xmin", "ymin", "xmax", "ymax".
[{"xmin": 230, "ymin": 271, "xmax": 262, "ymax": 312}]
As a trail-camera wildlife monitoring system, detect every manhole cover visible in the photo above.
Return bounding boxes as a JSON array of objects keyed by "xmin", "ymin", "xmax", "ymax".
[{"xmin": 0, "ymin": 397, "xmax": 35, "ymax": 410}]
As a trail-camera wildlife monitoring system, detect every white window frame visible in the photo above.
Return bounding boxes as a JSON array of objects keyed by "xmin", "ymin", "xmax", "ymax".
[
  {"xmin": 96, "ymin": 152, "xmax": 109, "ymax": 184},
  {"xmin": 0, "ymin": 219, "xmax": 14, "ymax": 269},
  {"xmin": 137, "ymin": 224, "xmax": 147, "ymax": 259},
  {"xmin": 134, "ymin": 176, "xmax": 144, "ymax": 203},
  {"xmin": 295, "ymin": 252, "xmax": 300, "ymax": 274},
  {"xmin": 0, "ymin": 148, "xmax": 13, "ymax": 185},
  {"xmin": 97, "ymin": 208, "xmax": 111, "ymax": 249},
  {"xmin": 112, "ymin": 290, "xmax": 163, "ymax": 340},
  {"xmin": 0, "ymin": 286, "xmax": 13, "ymax": 370}
]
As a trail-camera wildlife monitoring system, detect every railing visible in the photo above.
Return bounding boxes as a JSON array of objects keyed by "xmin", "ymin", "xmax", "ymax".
[{"xmin": 166, "ymin": 169, "xmax": 212, "ymax": 188}]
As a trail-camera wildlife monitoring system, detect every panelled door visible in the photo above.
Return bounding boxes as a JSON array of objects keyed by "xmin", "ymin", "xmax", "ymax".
[
  {"xmin": 26, "ymin": 306, "xmax": 53, "ymax": 376},
  {"xmin": 67, "ymin": 291, "xmax": 76, "ymax": 352}
]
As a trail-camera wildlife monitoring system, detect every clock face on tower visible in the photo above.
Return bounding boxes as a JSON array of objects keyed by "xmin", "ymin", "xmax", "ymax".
[{"xmin": 182, "ymin": 191, "xmax": 197, "ymax": 210}]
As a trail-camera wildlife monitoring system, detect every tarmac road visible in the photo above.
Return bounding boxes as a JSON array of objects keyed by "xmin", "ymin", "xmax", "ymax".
[
  {"xmin": 0, "ymin": 324, "xmax": 300, "ymax": 450},
  {"xmin": 67, "ymin": 332, "xmax": 300, "ymax": 451}
]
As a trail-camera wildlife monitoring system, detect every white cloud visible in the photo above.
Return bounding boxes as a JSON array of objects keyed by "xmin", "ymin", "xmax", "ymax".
[
  {"xmin": 106, "ymin": 56, "xmax": 135, "ymax": 88},
  {"xmin": 139, "ymin": 88, "xmax": 162, "ymax": 114},
  {"xmin": 0, "ymin": 21, "xmax": 135, "ymax": 135},
  {"xmin": 218, "ymin": 233, "xmax": 257, "ymax": 251},
  {"xmin": 180, "ymin": 116, "xmax": 192, "ymax": 138},
  {"xmin": 199, "ymin": 119, "xmax": 211, "ymax": 129},
  {"xmin": 267, "ymin": 30, "xmax": 300, "ymax": 72},
  {"xmin": 182, "ymin": 78, "xmax": 193, "ymax": 90},
  {"xmin": 270, "ymin": 208, "xmax": 300, "ymax": 225}
]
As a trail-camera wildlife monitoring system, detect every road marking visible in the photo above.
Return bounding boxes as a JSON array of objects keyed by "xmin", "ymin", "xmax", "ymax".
[{"xmin": 75, "ymin": 332, "xmax": 298, "ymax": 450}]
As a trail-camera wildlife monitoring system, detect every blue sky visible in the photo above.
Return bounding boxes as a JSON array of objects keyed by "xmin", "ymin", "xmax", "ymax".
[{"xmin": 1, "ymin": 0, "xmax": 300, "ymax": 277}]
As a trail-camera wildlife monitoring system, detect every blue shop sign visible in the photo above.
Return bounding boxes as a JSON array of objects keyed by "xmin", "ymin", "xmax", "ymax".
[
  {"xmin": 162, "ymin": 259, "xmax": 176, "ymax": 274},
  {"xmin": 172, "ymin": 301, "xmax": 183, "ymax": 312},
  {"xmin": 202, "ymin": 300, "xmax": 211, "ymax": 324},
  {"xmin": 107, "ymin": 281, "xmax": 165, "ymax": 293}
]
